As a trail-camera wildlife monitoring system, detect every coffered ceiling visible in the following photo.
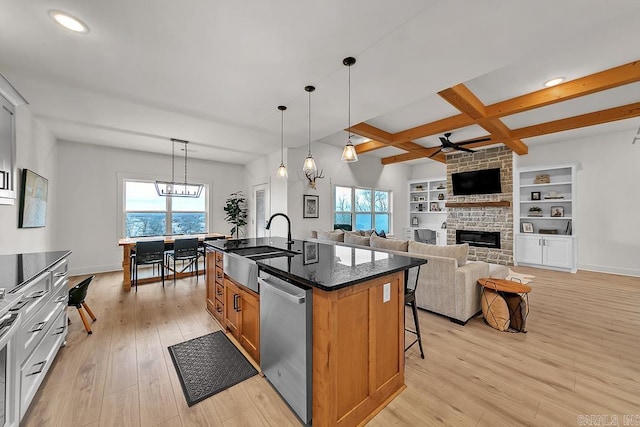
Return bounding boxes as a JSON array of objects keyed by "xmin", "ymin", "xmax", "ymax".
[{"xmin": 1, "ymin": 1, "xmax": 640, "ymax": 165}]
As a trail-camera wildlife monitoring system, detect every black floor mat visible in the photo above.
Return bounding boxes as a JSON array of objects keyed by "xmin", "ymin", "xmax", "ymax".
[{"xmin": 168, "ymin": 330, "xmax": 258, "ymax": 406}]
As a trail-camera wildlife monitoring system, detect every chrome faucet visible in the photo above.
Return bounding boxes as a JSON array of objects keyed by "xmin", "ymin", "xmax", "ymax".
[{"xmin": 266, "ymin": 213, "xmax": 293, "ymax": 244}]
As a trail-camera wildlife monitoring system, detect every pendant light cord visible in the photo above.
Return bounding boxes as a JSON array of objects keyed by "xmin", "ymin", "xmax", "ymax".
[
  {"xmin": 348, "ymin": 62, "xmax": 352, "ymax": 140},
  {"xmin": 281, "ymin": 108, "xmax": 285, "ymax": 163},
  {"xmin": 184, "ymin": 142, "xmax": 188, "ymax": 185},
  {"xmin": 308, "ymin": 90, "xmax": 312, "ymax": 156},
  {"xmin": 171, "ymin": 139, "xmax": 175, "ymax": 182}
]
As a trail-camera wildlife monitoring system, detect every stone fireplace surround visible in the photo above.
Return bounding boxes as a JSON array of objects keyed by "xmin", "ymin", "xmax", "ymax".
[{"xmin": 446, "ymin": 146, "xmax": 513, "ymax": 266}]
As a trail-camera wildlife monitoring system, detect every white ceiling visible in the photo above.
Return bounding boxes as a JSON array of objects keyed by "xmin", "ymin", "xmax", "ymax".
[{"xmin": 1, "ymin": 0, "xmax": 639, "ymax": 165}]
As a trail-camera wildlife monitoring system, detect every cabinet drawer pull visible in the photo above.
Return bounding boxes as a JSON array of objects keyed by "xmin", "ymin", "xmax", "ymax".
[
  {"xmin": 215, "ymin": 289, "xmax": 222, "ymax": 296},
  {"xmin": 54, "ymin": 295, "xmax": 67, "ymax": 303},
  {"xmin": 26, "ymin": 360, "xmax": 47, "ymax": 377},
  {"xmin": 28, "ymin": 290, "xmax": 47, "ymax": 299},
  {"xmin": 235, "ymin": 294, "xmax": 241, "ymax": 312},
  {"xmin": 54, "ymin": 272, "xmax": 67, "ymax": 277},
  {"xmin": 30, "ymin": 321, "xmax": 47, "ymax": 333},
  {"xmin": 10, "ymin": 300, "xmax": 28, "ymax": 311},
  {"xmin": 233, "ymin": 294, "xmax": 238, "ymax": 311},
  {"xmin": 216, "ymin": 305, "xmax": 223, "ymax": 313},
  {"xmin": 52, "ymin": 326, "xmax": 66, "ymax": 335}
]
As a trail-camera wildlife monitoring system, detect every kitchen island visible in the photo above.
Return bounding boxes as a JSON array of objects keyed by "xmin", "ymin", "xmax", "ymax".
[{"xmin": 206, "ymin": 237, "xmax": 426, "ymax": 427}]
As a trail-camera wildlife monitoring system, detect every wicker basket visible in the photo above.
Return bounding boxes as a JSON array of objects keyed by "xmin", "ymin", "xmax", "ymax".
[{"xmin": 534, "ymin": 174, "xmax": 550, "ymax": 184}]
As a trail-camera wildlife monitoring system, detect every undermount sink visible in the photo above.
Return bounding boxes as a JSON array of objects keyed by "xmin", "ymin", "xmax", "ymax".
[{"xmin": 227, "ymin": 246, "xmax": 297, "ymax": 260}]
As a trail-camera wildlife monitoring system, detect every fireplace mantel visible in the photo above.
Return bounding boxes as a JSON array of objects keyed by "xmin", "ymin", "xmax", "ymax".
[{"xmin": 445, "ymin": 201, "xmax": 511, "ymax": 208}]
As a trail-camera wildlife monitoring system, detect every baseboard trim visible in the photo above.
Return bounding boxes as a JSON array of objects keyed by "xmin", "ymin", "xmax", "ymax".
[
  {"xmin": 69, "ymin": 264, "xmax": 122, "ymax": 276},
  {"xmin": 578, "ymin": 263, "xmax": 640, "ymax": 278}
]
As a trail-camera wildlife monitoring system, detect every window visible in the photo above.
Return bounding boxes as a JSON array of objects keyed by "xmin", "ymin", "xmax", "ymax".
[
  {"xmin": 124, "ymin": 180, "xmax": 207, "ymax": 237},
  {"xmin": 334, "ymin": 185, "xmax": 391, "ymax": 233}
]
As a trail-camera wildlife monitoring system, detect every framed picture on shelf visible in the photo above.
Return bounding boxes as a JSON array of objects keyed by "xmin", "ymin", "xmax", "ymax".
[
  {"xmin": 550, "ymin": 206, "xmax": 564, "ymax": 217},
  {"xmin": 303, "ymin": 241, "xmax": 319, "ymax": 264},
  {"xmin": 303, "ymin": 195, "xmax": 319, "ymax": 218},
  {"xmin": 430, "ymin": 202, "xmax": 440, "ymax": 212},
  {"xmin": 531, "ymin": 191, "xmax": 541, "ymax": 201},
  {"xmin": 522, "ymin": 222, "xmax": 534, "ymax": 233},
  {"xmin": 411, "ymin": 216, "xmax": 419, "ymax": 226}
]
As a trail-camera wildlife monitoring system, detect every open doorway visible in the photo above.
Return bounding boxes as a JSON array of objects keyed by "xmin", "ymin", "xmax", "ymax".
[{"xmin": 253, "ymin": 183, "xmax": 269, "ymax": 238}]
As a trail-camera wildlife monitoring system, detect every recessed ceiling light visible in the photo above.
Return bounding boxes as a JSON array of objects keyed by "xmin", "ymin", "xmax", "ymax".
[
  {"xmin": 49, "ymin": 10, "xmax": 89, "ymax": 33},
  {"xmin": 544, "ymin": 77, "xmax": 564, "ymax": 88}
]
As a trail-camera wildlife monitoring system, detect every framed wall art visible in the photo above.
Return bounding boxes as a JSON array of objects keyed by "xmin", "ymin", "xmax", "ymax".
[{"xmin": 303, "ymin": 194, "xmax": 319, "ymax": 218}]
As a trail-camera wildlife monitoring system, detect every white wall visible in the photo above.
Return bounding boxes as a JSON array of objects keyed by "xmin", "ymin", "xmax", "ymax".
[
  {"xmin": 245, "ymin": 150, "xmax": 288, "ymax": 239},
  {"xmin": 0, "ymin": 106, "xmax": 58, "ymax": 255},
  {"xmin": 56, "ymin": 141, "xmax": 246, "ymax": 275},
  {"xmin": 409, "ymin": 161, "xmax": 446, "ymax": 181},
  {"xmin": 515, "ymin": 129, "xmax": 640, "ymax": 276},
  {"xmin": 287, "ymin": 142, "xmax": 410, "ymax": 239}
]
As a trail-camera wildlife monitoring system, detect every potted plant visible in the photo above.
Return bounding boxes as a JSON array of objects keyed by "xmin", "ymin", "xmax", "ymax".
[
  {"xmin": 224, "ymin": 191, "xmax": 248, "ymax": 238},
  {"xmin": 528, "ymin": 206, "xmax": 543, "ymax": 217}
]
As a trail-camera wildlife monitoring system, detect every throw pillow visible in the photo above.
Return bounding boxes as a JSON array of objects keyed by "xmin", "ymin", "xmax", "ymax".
[
  {"xmin": 345, "ymin": 230, "xmax": 364, "ymax": 237},
  {"xmin": 408, "ymin": 241, "xmax": 469, "ymax": 266},
  {"xmin": 318, "ymin": 230, "xmax": 345, "ymax": 242},
  {"xmin": 377, "ymin": 230, "xmax": 386, "ymax": 238},
  {"xmin": 344, "ymin": 234, "xmax": 370, "ymax": 246},
  {"xmin": 370, "ymin": 234, "xmax": 408, "ymax": 252},
  {"xmin": 362, "ymin": 229, "xmax": 376, "ymax": 237}
]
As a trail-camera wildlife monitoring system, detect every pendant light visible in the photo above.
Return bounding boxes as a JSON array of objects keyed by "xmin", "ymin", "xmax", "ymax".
[
  {"xmin": 302, "ymin": 85, "xmax": 318, "ymax": 173},
  {"xmin": 276, "ymin": 105, "xmax": 288, "ymax": 178},
  {"xmin": 341, "ymin": 56, "xmax": 358, "ymax": 162},
  {"xmin": 155, "ymin": 138, "xmax": 203, "ymax": 197}
]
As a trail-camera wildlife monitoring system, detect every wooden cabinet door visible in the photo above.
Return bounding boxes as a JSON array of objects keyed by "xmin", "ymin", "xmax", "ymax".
[
  {"xmin": 224, "ymin": 279, "xmax": 241, "ymax": 339},
  {"xmin": 239, "ymin": 288, "xmax": 260, "ymax": 364}
]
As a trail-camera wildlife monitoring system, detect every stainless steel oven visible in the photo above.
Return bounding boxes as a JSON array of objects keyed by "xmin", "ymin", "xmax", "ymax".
[{"xmin": 0, "ymin": 308, "xmax": 22, "ymax": 427}]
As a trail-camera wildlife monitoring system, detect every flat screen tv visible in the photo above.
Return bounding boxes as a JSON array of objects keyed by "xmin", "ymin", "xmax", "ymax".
[
  {"xmin": 19, "ymin": 168, "xmax": 48, "ymax": 228},
  {"xmin": 452, "ymin": 168, "xmax": 501, "ymax": 196}
]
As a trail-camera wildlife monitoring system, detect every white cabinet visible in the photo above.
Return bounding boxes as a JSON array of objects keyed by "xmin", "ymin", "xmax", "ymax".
[
  {"xmin": 515, "ymin": 235, "xmax": 575, "ymax": 271},
  {"xmin": 514, "ymin": 164, "xmax": 577, "ymax": 273},
  {"xmin": 407, "ymin": 178, "xmax": 447, "ymax": 244}
]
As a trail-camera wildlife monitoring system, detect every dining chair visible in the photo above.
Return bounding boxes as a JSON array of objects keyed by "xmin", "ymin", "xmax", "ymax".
[
  {"xmin": 133, "ymin": 240, "xmax": 166, "ymax": 291},
  {"xmin": 166, "ymin": 238, "xmax": 200, "ymax": 284},
  {"xmin": 68, "ymin": 275, "xmax": 97, "ymax": 335}
]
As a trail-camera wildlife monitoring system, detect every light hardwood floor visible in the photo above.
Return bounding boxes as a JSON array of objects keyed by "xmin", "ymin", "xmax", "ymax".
[{"xmin": 22, "ymin": 267, "xmax": 640, "ymax": 426}]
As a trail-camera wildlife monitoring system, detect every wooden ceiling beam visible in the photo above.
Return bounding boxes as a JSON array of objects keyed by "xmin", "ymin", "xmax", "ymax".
[
  {"xmin": 355, "ymin": 140, "xmax": 388, "ymax": 154},
  {"xmin": 511, "ymin": 101, "xmax": 640, "ymax": 139},
  {"xmin": 439, "ymin": 83, "xmax": 529, "ymax": 155},
  {"xmin": 438, "ymin": 85, "xmax": 486, "ymax": 119},
  {"xmin": 392, "ymin": 114, "xmax": 474, "ymax": 144},
  {"xmin": 348, "ymin": 123, "xmax": 394, "ymax": 144},
  {"xmin": 485, "ymin": 60, "xmax": 640, "ymax": 119}
]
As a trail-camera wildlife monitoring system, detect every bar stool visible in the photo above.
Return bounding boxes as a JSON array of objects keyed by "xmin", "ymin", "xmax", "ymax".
[{"xmin": 405, "ymin": 265, "xmax": 425, "ymax": 358}]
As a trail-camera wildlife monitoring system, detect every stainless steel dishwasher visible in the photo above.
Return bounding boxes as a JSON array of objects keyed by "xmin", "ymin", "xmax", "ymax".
[{"xmin": 258, "ymin": 272, "xmax": 312, "ymax": 425}]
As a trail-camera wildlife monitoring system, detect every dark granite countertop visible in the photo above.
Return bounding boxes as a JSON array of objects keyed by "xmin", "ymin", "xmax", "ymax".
[
  {"xmin": 205, "ymin": 237, "xmax": 425, "ymax": 291},
  {"xmin": 0, "ymin": 250, "xmax": 72, "ymax": 293}
]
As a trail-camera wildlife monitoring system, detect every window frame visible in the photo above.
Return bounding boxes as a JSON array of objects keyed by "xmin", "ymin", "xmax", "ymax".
[
  {"xmin": 121, "ymin": 177, "xmax": 209, "ymax": 238},
  {"xmin": 332, "ymin": 184, "xmax": 392, "ymax": 233}
]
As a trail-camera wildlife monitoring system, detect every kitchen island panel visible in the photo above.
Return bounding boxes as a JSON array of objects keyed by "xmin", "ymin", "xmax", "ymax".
[{"xmin": 313, "ymin": 271, "xmax": 405, "ymax": 427}]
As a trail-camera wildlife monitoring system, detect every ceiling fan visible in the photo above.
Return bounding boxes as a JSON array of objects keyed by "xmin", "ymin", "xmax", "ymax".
[{"xmin": 429, "ymin": 133, "xmax": 492, "ymax": 158}]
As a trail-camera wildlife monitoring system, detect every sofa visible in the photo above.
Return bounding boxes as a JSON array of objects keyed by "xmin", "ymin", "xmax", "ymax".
[{"xmin": 310, "ymin": 231, "xmax": 508, "ymax": 324}]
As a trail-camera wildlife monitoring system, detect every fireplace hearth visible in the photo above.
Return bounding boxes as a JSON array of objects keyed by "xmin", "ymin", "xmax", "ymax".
[{"xmin": 456, "ymin": 230, "xmax": 501, "ymax": 249}]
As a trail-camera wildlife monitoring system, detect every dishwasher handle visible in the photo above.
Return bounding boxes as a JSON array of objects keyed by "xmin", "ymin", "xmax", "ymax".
[{"xmin": 258, "ymin": 278, "xmax": 305, "ymax": 304}]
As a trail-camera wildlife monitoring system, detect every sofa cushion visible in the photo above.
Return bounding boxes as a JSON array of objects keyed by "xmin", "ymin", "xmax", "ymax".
[
  {"xmin": 345, "ymin": 230, "xmax": 364, "ymax": 237},
  {"xmin": 370, "ymin": 234, "xmax": 408, "ymax": 252},
  {"xmin": 318, "ymin": 230, "xmax": 344, "ymax": 242},
  {"xmin": 408, "ymin": 241, "xmax": 469, "ymax": 266},
  {"xmin": 344, "ymin": 234, "xmax": 370, "ymax": 246}
]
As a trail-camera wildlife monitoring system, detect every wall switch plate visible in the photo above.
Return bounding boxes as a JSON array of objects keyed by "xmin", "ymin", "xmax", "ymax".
[{"xmin": 383, "ymin": 283, "xmax": 390, "ymax": 303}]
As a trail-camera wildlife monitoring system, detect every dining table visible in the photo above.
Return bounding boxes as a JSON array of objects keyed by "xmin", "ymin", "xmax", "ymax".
[{"xmin": 118, "ymin": 232, "xmax": 227, "ymax": 291}]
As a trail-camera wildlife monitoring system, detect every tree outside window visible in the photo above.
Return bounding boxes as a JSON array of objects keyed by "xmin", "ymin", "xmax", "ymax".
[
  {"xmin": 334, "ymin": 185, "xmax": 391, "ymax": 233},
  {"xmin": 124, "ymin": 180, "xmax": 207, "ymax": 237}
]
